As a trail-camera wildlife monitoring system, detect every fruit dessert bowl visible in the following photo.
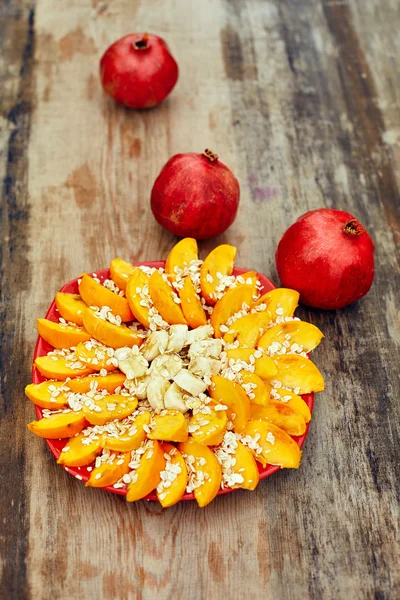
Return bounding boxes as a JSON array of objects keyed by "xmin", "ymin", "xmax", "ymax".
[{"xmin": 27, "ymin": 240, "xmax": 324, "ymax": 507}]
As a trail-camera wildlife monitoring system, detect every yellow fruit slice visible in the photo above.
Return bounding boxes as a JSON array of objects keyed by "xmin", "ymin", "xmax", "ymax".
[
  {"xmin": 27, "ymin": 412, "xmax": 87, "ymax": 439},
  {"xmin": 232, "ymin": 440, "xmax": 260, "ymax": 490},
  {"xmin": 165, "ymin": 238, "xmax": 198, "ymax": 274},
  {"xmin": 37, "ymin": 318, "xmax": 91, "ymax": 349},
  {"xmin": 126, "ymin": 440, "xmax": 166, "ymax": 502},
  {"xmin": 250, "ymin": 402, "xmax": 307, "ymax": 436},
  {"xmin": 223, "ymin": 312, "xmax": 272, "ymax": 347},
  {"xmin": 200, "ymin": 244, "xmax": 237, "ymax": 305},
  {"xmin": 258, "ymin": 321, "xmax": 324, "ymax": 353},
  {"xmin": 225, "ymin": 348, "xmax": 277, "ymax": 380},
  {"xmin": 86, "ymin": 452, "xmax": 131, "ymax": 488},
  {"xmin": 209, "ymin": 375, "xmax": 250, "ymax": 433},
  {"xmin": 82, "ymin": 394, "xmax": 138, "ymax": 426},
  {"xmin": 83, "ymin": 307, "xmax": 144, "ymax": 349},
  {"xmin": 242, "ymin": 420, "xmax": 301, "ymax": 468},
  {"xmin": 265, "ymin": 386, "xmax": 312, "ymax": 423},
  {"xmin": 156, "ymin": 443, "xmax": 188, "ymax": 508},
  {"xmin": 25, "ymin": 381, "xmax": 70, "ymax": 410},
  {"xmin": 240, "ymin": 371, "xmax": 269, "ymax": 406},
  {"xmin": 125, "ymin": 269, "xmax": 151, "ymax": 328},
  {"xmin": 148, "ymin": 410, "xmax": 189, "ymax": 443},
  {"xmin": 252, "ymin": 288, "xmax": 299, "ymax": 318},
  {"xmin": 110, "ymin": 258, "xmax": 134, "ymax": 291},
  {"xmin": 34, "ymin": 355, "xmax": 95, "ymax": 380},
  {"xmin": 103, "ymin": 411, "xmax": 151, "ymax": 452},
  {"xmin": 179, "ymin": 276, "xmax": 207, "ymax": 328},
  {"xmin": 66, "ymin": 372, "xmax": 126, "ymax": 394},
  {"xmin": 178, "ymin": 438, "xmax": 222, "ymax": 508},
  {"xmin": 211, "ymin": 285, "xmax": 256, "ymax": 338},
  {"xmin": 273, "ymin": 355, "xmax": 324, "ymax": 394},
  {"xmin": 216, "ymin": 434, "xmax": 259, "ymax": 491},
  {"xmin": 75, "ymin": 341, "xmax": 116, "ymax": 372},
  {"xmin": 148, "ymin": 270, "xmax": 188, "ymax": 325},
  {"xmin": 57, "ymin": 431, "xmax": 104, "ymax": 467},
  {"xmin": 189, "ymin": 406, "xmax": 228, "ymax": 446},
  {"xmin": 55, "ymin": 292, "xmax": 86, "ymax": 326},
  {"xmin": 79, "ymin": 273, "xmax": 133, "ymax": 322}
]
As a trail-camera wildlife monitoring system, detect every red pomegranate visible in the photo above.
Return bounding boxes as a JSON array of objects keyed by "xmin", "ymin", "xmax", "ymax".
[
  {"xmin": 100, "ymin": 33, "xmax": 178, "ymax": 109},
  {"xmin": 151, "ymin": 149, "xmax": 240, "ymax": 239},
  {"xmin": 275, "ymin": 209, "xmax": 375, "ymax": 309}
]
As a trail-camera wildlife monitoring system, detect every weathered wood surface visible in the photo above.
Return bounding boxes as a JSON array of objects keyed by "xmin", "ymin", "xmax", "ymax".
[{"xmin": 0, "ymin": 0, "xmax": 399, "ymax": 598}]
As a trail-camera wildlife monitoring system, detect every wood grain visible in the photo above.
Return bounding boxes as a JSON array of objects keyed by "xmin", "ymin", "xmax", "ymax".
[{"xmin": 0, "ymin": 0, "xmax": 399, "ymax": 598}]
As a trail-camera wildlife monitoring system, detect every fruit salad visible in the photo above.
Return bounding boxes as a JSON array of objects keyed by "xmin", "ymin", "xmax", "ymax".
[{"xmin": 27, "ymin": 239, "xmax": 324, "ymax": 507}]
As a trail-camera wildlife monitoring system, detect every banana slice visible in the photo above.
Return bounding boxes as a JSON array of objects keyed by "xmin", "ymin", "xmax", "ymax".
[
  {"xmin": 150, "ymin": 354, "xmax": 183, "ymax": 379},
  {"xmin": 186, "ymin": 324, "xmax": 214, "ymax": 345},
  {"xmin": 189, "ymin": 356, "xmax": 222, "ymax": 377},
  {"xmin": 114, "ymin": 347, "xmax": 148, "ymax": 379},
  {"xmin": 147, "ymin": 376, "xmax": 170, "ymax": 412},
  {"xmin": 167, "ymin": 324, "xmax": 189, "ymax": 353},
  {"xmin": 164, "ymin": 382, "xmax": 189, "ymax": 413},
  {"xmin": 141, "ymin": 330, "xmax": 169, "ymax": 361},
  {"xmin": 173, "ymin": 369, "xmax": 208, "ymax": 396},
  {"xmin": 188, "ymin": 339, "xmax": 223, "ymax": 360}
]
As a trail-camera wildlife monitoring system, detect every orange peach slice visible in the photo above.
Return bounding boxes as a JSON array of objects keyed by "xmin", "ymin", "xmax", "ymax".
[
  {"xmin": 211, "ymin": 285, "xmax": 255, "ymax": 338},
  {"xmin": 209, "ymin": 375, "xmax": 250, "ymax": 433},
  {"xmin": 273, "ymin": 355, "xmax": 324, "ymax": 394},
  {"xmin": 75, "ymin": 341, "xmax": 116, "ymax": 372},
  {"xmin": 126, "ymin": 440, "xmax": 166, "ymax": 502},
  {"xmin": 83, "ymin": 307, "xmax": 144, "ymax": 349},
  {"xmin": 225, "ymin": 348, "xmax": 277, "ymax": 380},
  {"xmin": 178, "ymin": 438, "xmax": 222, "ymax": 507},
  {"xmin": 217, "ymin": 437, "xmax": 259, "ymax": 491},
  {"xmin": 103, "ymin": 411, "xmax": 151, "ymax": 452},
  {"xmin": 200, "ymin": 244, "xmax": 237, "ymax": 305},
  {"xmin": 223, "ymin": 312, "xmax": 272, "ymax": 347},
  {"xmin": 82, "ymin": 394, "xmax": 138, "ymax": 426},
  {"xmin": 250, "ymin": 401, "xmax": 307, "ymax": 436},
  {"xmin": 57, "ymin": 431, "xmax": 104, "ymax": 467},
  {"xmin": 86, "ymin": 452, "xmax": 131, "ymax": 488},
  {"xmin": 25, "ymin": 381, "xmax": 70, "ymax": 410},
  {"xmin": 149, "ymin": 270, "xmax": 188, "ymax": 325},
  {"xmin": 79, "ymin": 274, "xmax": 133, "ymax": 322},
  {"xmin": 240, "ymin": 371, "xmax": 269, "ymax": 406},
  {"xmin": 189, "ymin": 406, "xmax": 228, "ymax": 446},
  {"xmin": 258, "ymin": 321, "xmax": 324, "ymax": 353},
  {"xmin": 34, "ymin": 355, "xmax": 95, "ymax": 380},
  {"xmin": 165, "ymin": 238, "xmax": 198, "ymax": 274},
  {"xmin": 110, "ymin": 258, "xmax": 134, "ymax": 291},
  {"xmin": 179, "ymin": 276, "xmax": 207, "ymax": 328},
  {"xmin": 156, "ymin": 443, "xmax": 188, "ymax": 508},
  {"xmin": 242, "ymin": 420, "xmax": 301, "ymax": 468},
  {"xmin": 125, "ymin": 268, "xmax": 151, "ymax": 328},
  {"xmin": 27, "ymin": 412, "xmax": 88, "ymax": 439},
  {"xmin": 37, "ymin": 318, "xmax": 91, "ymax": 349},
  {"xmin": 252, "ymin": 288, "xmax": 299, "ymax": 318},
  {"xmin": 66, "ymin": 372, "xmax": 126, "ymax": 394},
  {"xmin": 148, "ymin": 410, "xmax": 189, "ymax": 443},
  {"xmin": 55, "ymin": 292, "xmax": 86, "ymax": 326},
  {"xmin": 264, "ymin": 386, "xmax": 311, "ymax": 423}
]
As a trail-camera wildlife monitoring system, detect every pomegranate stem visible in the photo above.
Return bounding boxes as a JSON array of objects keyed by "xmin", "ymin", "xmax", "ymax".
[
  {"xmin": 133, "ymin": 33, "xmax": 149, "ymax": 50},
  {"xmin": 203, "ymin": 149, "xmax": 219, "ymax": 162},
  {"xmin": 344, "ymin": 219, "xmax": 364, "ymax": 236}
]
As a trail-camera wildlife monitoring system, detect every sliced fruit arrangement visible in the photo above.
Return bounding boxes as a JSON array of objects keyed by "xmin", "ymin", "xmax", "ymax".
[{"xmin": 27, "ymin": 239, "xmax": 325, "ymax": 507}]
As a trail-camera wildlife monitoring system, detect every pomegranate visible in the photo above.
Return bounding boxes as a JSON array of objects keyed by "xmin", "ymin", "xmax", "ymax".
[
  {"xmin": 275, "ymin": 209, "xmax": 374, "ymax": 309},
  {"xmin": 100, "ymin": 33, "xmax": 178, "ymax": 109},
  {"xmin": 151, "ymin": 149, "xmax": 240, "ymax": 239}
]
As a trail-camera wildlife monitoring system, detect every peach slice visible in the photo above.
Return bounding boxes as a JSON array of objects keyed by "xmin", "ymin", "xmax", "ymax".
[
  {"xmin": 86, "ymin": 451, "xmax": 131, "ymax": 488},
  {"xmin": 223, "ymin": 312, "xmax": 272, "ymax": 347},
  {"xmin": 242, "ymin": 420, "xmax": 301, "ymax": 468},
  {"xmin": 148, "ymin": 410, "xmax": 189, "ymax": 443},
  {"xmin": 83, "ymin": 307, "xmax": 144, "ymax": 349},
  {"xmin": 75, "ymin": 341, "xmax": 116, "ymax": 372},
  {"xmin": 273, "ymin": 355, "xmax": 324, "ymax": 394},
  {"xmin": 209, "ymin": 375, "xmax": 250, "ymax": 433},
  {"xmin": 37, "ymin": 318, "xmax": 91, "ymax": 349},
  {"xmin": 252, "ymin": 288, "xmax": 299, "ymax": 318},
  {"xmin": 110, "ymin": 258, "xmax": 134, "ymax": 291},
  {"xmin": 25, "ymin": 381, "xmax": 70, "ymax": 410},
  {"xmin": 189, "ymin": 406, "xmax": 228, "ymax": 446},
  {"xmin": 264, "ymin": 385, "xmax": 311, "ymax": 423},
  {"xmin": 240, "ymin": 371, "xmax": 269, "ymax": 406},
  {"xmin": 55, "ymin": 293, "xmax": 86, "ymax": 326},
  {"xmin": 165, "ymin": 238, "xmax": 198, "ymax": 274},
  {"xmin": 179, "ymin": 276, "xmax": 207, "ymax": 328},
  {"xmin": 148, "ymin": 270, "xmax": 188, "ymax": 325},
  {"xmin": 126, "ymin": 440, "xmax": 166, "ymax": 502},
  {"xmin": 200, "ymin": 244, "xmax": 237, "ymax": 305},
  {"xmin": 250, "ymin": 402, "xmax": 307, "ymax": 436},
  {"xmin": 217, "ymin": 438, "xmax": 259, "ymax": 491},
  {"xmin": 27, "ymin": 412, "xmax": 88, "ymax": 439},
  {"xmin": 57, "ymin": 431, "xmax": 104, "ymax": 467},
  {"xmin": 125, "ymin": 268, "xmax": 151, "ymax": 328},
  {"xmin": 103, "ymin": 411, "xmax": 151, "ymax": 452},
  {"xmin": 225, "ymin": 348, "xmax": 277, "ymax": 380},
  {"xmin": 211, "ymin": 285, "xmax": 255, "ymax": 338},
  {"xmin": 156, "ymin": 443, "xmax": 188, "ymax": 508},
  {"xmin": 34, "ymin": 355, "xmax": 95, "ymax": 380},
  {"xmin": 178, "ymin": 438, "xmax": 222, "ymax": 508},
  {"xmin": 66, "ymin": 372, "xmax": 126, "ymax": 394},
  {"xmin": 258, "ymin": 321, "xmax": 324, "ymax": 353},
  {"xmin": 79, "ymin": 273, "xmax": 133, "ymax": 322},
  {"xmin": 82, "ymin": 394, "xmax": 138, "ymax": 426}
]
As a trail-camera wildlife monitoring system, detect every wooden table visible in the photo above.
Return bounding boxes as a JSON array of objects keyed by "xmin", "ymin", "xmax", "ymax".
[{"xmin": 1, "ymin": 0, "xmax": 399, "ymax": 598}]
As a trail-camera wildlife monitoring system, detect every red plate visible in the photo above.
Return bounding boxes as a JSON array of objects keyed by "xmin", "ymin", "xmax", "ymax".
[{"xmin": 32, "ymin": 262, "xmax": 313, "ymax": 501}]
